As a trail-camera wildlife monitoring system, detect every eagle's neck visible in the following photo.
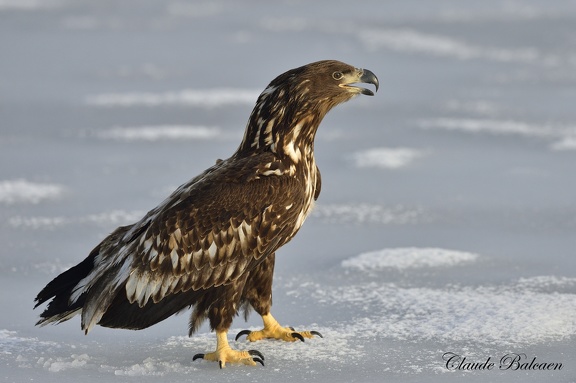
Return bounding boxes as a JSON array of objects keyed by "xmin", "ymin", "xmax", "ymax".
[{"xmin": 236, "ymin": 82, "xmax": 327, "ymax": 163}]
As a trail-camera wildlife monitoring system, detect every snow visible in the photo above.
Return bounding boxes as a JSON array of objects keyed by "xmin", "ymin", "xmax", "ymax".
[
  {"xmin": 1, "ymin": 0, "xmax": 575, "ymax": 382},
  {"xmin": 305, "ymin": 278, "xmax": 576, "ymax": 345},
  {"xmin": 94, "ymin": 125, "xmax": 226, "ymax": 142},
  {"xmin": 341, "ymin": 247, "xmax": 478, "ymax": 271},
  {"xmin": 0, "ymin": 180, "xmax": 65, "ymax": 205},
  {"xmin": 85, "ymin": 89, "xmax": 261, "ymax": 108},
  {"xmin": 417, "ymin": 118, "xmax": 576, "ymax": 150},
  {"xmin": 358, "ymin": 28, "xmax": 549, "ymax": 64},
  {"xmin": 551, "ymin": 136, "xmax": 576, "ymax": 151},
  {"xmin": 351, "ymin": 147, "xmax": 426, "ymax": 169},
  {"xmin": 0, "ymin": 0, "xmax": 61, "ymax": 11},
  {"xmin": 7, "ymin": 210, "xmax": 145, "ymax": 230},
  {"xmin": 312, "ymin": 203, "xmax": 426, "ymax": 225}
]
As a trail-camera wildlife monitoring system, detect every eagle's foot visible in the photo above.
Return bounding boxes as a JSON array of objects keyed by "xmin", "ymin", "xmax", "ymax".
[
  {"xmin": 193, "ymin": 348, "xmax": 264, "ymax": 368},
  {"xmin": 193, "ymin": 331, "xmax": 264, "ymax": 368},
  {"xmin": 235, "ymin": 313, "xmax": 323, "ymax": 342}
]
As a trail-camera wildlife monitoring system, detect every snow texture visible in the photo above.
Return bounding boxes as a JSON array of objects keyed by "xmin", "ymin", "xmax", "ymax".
[
  {"xmin": 94, "ymin": 125, "xmax": 226, "ymax": 142},
  {"xmin": 0, "ymin": 180, "xmax": 65, "ymax": 205},
  {"xmin": 85, "ymin": 89, "xmax": 261, "ymax": 108},
  {"xmin": 351, "ymin": 147, "xmax": 426, "ymax": 169},
  {"xmin": 341, "ymin": 247, "xmax": 478, "ymax": 271}
]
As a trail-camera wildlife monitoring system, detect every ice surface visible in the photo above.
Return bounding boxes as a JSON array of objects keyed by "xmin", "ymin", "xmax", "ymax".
[
  {"xmin": 85, "ymin": 89, "xmax": 261, "ymax": 108},
  {"xmin": 311, "ymin": 203, "xmax": 426, "ymax": 225},
  {"xmin": 417, "ymin": 118, "xmax": 576, "ymax": 151},
  {"xmin": 94, "ymin": 125, "xmax": 226, "ymax": 142},
  {"xmin": 358, "ymin": 28, "xmax": 550, "ymax": 64},
  {"xmin": 0, "ymin": 0, "xmax": 60, "ymax": 11},
  {"xmin": 341, "ymin": 247, "xmax": 478, "ymax": 270},
  {"xmin": 351, "ymin": 147, "xmax": 426, "ymax": 169},
  {"xmin": 1, "ymin": 0, "xmax": 575, "ymax": 382},
  {"xmin": 7, "ymin": 210, "xmax": 145, "ymax": 230},
  {"xmin": 0, "ymin": 180, "xmax": 66, "ymax": 205}
]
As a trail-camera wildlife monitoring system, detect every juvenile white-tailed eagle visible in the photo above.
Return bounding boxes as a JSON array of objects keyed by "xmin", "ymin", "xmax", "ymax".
[{"xmin": 34, "ymin": 60, "xmax": 378, "ymax": 368}]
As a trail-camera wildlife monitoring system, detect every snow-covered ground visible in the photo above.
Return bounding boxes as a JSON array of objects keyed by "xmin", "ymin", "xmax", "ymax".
[{"xmin": 1, "ymin": 1, "xmax": 575, "ymax": 382}]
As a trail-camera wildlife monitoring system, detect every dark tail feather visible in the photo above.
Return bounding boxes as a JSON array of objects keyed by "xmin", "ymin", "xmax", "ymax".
[
  {"xmin": 34, "ymin": 245, "xmax": 98, "ymax": 325},
  {"xmin": 98, "ymin": 287, "xmax": 201, "ymax": 331}
]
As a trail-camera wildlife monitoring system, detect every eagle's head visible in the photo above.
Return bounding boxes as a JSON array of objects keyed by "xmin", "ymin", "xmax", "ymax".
[
  {"xmin": 265, "ymin": 60, "xmax": 379, "ymax": 109},
  {"xmin": 238, "ymin": 60, "xmax": 379, "ymax": 157}
]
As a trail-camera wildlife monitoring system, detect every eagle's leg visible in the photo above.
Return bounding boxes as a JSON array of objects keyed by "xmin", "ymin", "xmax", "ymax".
[
  {"xmin": 236, "ymin": 254, "xmax": 323, "ymax": 343},
  {"xmin": 193, "ymin": 331, "xmax": 264, "ymax": 368},
  {"xmin": 192, "ymin": 280, "xmax": 264, "ymax": 368}
]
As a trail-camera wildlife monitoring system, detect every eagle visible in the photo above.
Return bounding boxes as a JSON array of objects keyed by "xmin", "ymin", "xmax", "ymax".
[{"xmin": 34, "ymin": 60, "xmax": 379, "ymax": 368}]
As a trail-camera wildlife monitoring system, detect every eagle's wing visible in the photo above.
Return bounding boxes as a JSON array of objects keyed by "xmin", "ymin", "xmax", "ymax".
[{"xmin": 80, "ymin": 153, "xmax": 308, "ymax": 331}]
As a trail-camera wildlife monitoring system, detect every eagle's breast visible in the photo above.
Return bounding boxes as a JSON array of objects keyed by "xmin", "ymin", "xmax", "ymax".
[{"xmin": 292, "ymin": 152, "xmax": 317, "ymax": 234}]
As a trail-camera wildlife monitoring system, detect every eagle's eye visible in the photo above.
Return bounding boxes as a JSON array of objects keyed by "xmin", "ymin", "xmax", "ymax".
[{"xmin": 332, "ymin": 71, "xmax": 343, "ymax": 80}]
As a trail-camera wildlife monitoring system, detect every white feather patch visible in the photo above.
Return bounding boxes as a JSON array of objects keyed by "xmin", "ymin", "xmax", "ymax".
[
  {"xmin": 135, "ymin": 275, "xmax": 148, "ymax": 304},
  {"xmin": 170, "ymin": 248, "xmax": 179, "ymax": 269},
  {"xmin": 240, "ymin": 220, "xmax": 252, "ymax": 236},
  {"xmin": 208, "ymin": 241, "xmax": 217, "ymax": 260},
  {"xmin": 283, "ymin": 141, "xmax": 301, "ymax": 163},
  {"xmin": 70, "ymin": 276, "xmax": 90, "ymax": 304},
  {"xmin": 125, "ymin": 273, "xmax": 138, "ymax": 302}
]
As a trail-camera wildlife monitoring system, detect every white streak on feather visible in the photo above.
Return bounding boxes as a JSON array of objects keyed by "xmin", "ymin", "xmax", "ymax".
[
  {"xmin": 264, "ymin": 119, "xmax": 275, "ymax": 135},
  {"xmin": 240, "ymin": 220, "xmax": 252, "ymax": 236},
  {"xmin": 182, "ymin": 252, "xmax": 192, "ymax": 271},
  {"xmin": 292, "ymin": 121, "xmax": 303, "ymax": 138},
  {"xmin": 125, "ymin": 273, "xmax": 138, "ymax": 302},
  {"xmin": 148, "ymin": 247, "xmax": 158, "ymax": 262},
  {"xmin": 135, "ymin": 275, "xmax": 147, "ymax": 304},
  {"xmin": 283, "ymin": 141, "xmax": 300, "ymax": 163},
  {"xmin": 260, "ymin": 85, "xmax": 278, "ymax": 97},
  {"xmin": 143, "ymin": 279, "xmax": 158, "ymax": 305},
  {"xmin": 113, "ymin": 257, "xmax": 132, "ymax": 289},
  {"xmin": 237, "ymin": 223, "xmax": 246, "ymax": 243},
  {"xmin": 208, "ymin": 241, "xmax": 217, "ymax": 260},
  {"xmin": 170, "ymin": 248, "xmax": 179, "ymax": 269},
  {"xmin": 144, "ymin": 238, "xmax": 154, "ymax": 252},
  {"xmin": 260, "ymin": 169, "xmax": 283, "ymax": 176},
  {"xmin": 173, "ymin": 228, "xmax": 182, "ymax": 243},
  {"xmin": 224, "ymin": 264, "xmax": 236, "ymax": 281},
  {"xmin": 226, "ymin": 237, "xmax": 236, "ymax": 257},
  {"xmin": 192, "ymin": 249, "xmax": 203, "ymax": 269},
  {"xmin": 70, "ymin": 276, "xmax": 90, "ymax": 304},
  {"xmin": 159, "ymin": 278, "xmax": 171, "ymax": 298},
  {"xmin": 170, "ymin": 277, "xmax": 180, "ymax": 292}
]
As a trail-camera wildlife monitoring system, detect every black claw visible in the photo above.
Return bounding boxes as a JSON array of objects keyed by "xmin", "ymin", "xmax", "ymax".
[
  {"xmin": 248, "ymin": 349, "xmax": 265, "ymax": 361},
  {"xmin": 291, "ymin": 332, "xmax": 305, "ymax": 342},
  {"xmin": 252, "ymin": 357, "xmax": 265, "ymax": 366},
  {"xmin": 311, "ymin": 330, "xmax": 324, "ymax": 338},
  {"xmin": 192, "ymin": 353, "xmax": 204, "ymax": 361},
  {"xmin": 235, "ymin": 329, "xmax": 252, "ymax": 341},
  {"xmin": 219, "ymin": 360, "xmax": 223, "ymax": 369},
  {"xmin": 288, "ymin": 326, "xmax": 295, "ymax": 331}
]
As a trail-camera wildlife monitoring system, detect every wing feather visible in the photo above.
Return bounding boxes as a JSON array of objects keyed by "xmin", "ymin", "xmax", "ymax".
[
  {"xmin": 122, "ymin": 154, "xmax": 307, "ymax": 308},
  {"xmin": 77, "ymin": 152, "xmax": 316, "ymax": 331}
]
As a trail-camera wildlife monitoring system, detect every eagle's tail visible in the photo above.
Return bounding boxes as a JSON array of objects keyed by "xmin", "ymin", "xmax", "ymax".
[
  {"xmin": 33, "ymin": 241, "xmax": 200, "ymax": 333},
  {"xmin": 34, "ymin": 246, "xmax": 98, "ymax": 327}
]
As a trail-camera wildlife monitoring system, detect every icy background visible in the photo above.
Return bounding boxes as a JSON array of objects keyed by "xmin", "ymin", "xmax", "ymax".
[{"xmin": 1, "ymin": 1, "xmax": 575, "ymax": 382}]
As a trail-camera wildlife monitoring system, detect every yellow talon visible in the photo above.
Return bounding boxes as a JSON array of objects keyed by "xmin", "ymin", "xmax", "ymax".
[
  {"xmin": 193, "ymin": 331, "xmax": 264, "ymax": 368},
  {"xmin": 236, "ymin": 313, "xmax": 323, "ymax": 342}
]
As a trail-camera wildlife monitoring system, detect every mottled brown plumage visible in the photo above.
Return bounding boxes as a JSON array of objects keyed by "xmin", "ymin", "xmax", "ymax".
[{"xmin": 34, "ymin": 60, "xmax": 378, "ymax": 367}]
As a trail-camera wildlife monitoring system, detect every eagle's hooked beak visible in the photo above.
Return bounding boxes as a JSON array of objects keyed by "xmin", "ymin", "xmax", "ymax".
[
  {"xmin": 341, "ymin": 68, "xmax": 379, "ymax": 96},
  {"xmin": 358, "ymin": 69, "xmax": 379, "ymax": 96}
]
